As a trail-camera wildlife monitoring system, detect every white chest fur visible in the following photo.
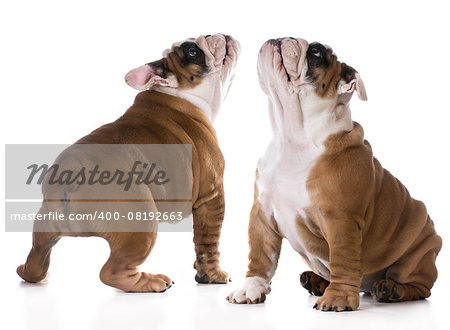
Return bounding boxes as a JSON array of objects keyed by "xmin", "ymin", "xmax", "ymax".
[
  {"xmin": 256, "ymin": 139, "xmax": 324, "ymax": 253},
  {"xmin": 255, "ymin": 88, "xmax": 353, "ymax": 276}
]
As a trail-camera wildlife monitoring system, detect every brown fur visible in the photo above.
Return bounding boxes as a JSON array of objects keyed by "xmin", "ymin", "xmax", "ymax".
[
  {"xmin": 147, "ymin": 43, "xmax": 207, "ymax": 91},
  {"xmin": 246, "ymin": 177, "xmax": 283, "ymax": 280},
  {"xmin": 300, "ymin": 271, "xmax": 330, "ymax": 296},
  {"xmin": 305, "ymin": 123, "xmax": 441, "ymax": 309},
  {"xmin": 313, "ymin": 51, "xmax": 342, "ymax": 99},
  {"xmin": 245, "ymin": 122, "xmax": 442, "ymax": 311},
  {"xmin": 308, "ymin": 45, "xmax": 358, "ymax": 100},
  {"xmin": 17, "ymin": 90, "xmax": 229, "ymax": 291},
  {"xmin": 166, "ymin": 51, "xmax": 205, "ymax": 89}
]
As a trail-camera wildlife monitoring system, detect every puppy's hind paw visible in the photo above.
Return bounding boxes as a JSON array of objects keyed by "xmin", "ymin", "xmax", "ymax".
[
  {"xmin": 300, "ymin": 271, "xmax": 329, "ymax": 296},
  {"xmin": 195, "ymin": 268, "xmax": 229, "ymax": 284},
  {"xmin": 371, "ymin": 279, "xmax": 402, "ymax": 303}
]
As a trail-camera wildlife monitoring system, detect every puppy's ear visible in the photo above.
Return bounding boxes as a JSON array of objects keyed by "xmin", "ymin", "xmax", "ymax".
[
  {"xmin": 339, "ymin": 72, "xmax": 367, "ymax": 101},
  {"xmin": 125, "ymin": 59, "xmax": 177, "ymax": 91},
  {"xmin": 338, "ymin": 72, "xmax": 367, "ymax": 101}
]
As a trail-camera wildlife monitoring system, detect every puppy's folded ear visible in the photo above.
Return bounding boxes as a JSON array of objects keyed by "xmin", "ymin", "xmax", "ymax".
[
  {"xmin": 125, "ymin": 59, "xmax": 177, "ymax": 91},
  {"xmin": 338, "ymin": 72, "xmax": 368, "ymax": 101}
]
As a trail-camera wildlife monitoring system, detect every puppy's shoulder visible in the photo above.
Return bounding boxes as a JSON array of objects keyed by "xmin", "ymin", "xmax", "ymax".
[
  {"xmin": 321, "ymin": 122, "xmax": 368, "ymax": 155},
  {"xmin": 308, "ymin": 122, "xmax": 377, "ymax": 199}
]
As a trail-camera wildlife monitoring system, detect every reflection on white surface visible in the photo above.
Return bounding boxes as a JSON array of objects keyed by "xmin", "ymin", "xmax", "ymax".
[
  {"xmin": 1, "ymin": 233, "xmax": 448, "ymax": 330},
  {"xmin": 1, "ymin": 1, "xmax": 449, "ymax": 330}
]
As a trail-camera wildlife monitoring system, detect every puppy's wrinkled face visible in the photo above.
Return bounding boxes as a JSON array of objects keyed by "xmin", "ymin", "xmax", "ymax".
[
  {"xmin": 305, "ymin": 42, "xmax": 367, "ymax": 100},
  {"xmin": 155, "ymin": 39, "xmax": 209, "ymax": 89},
  {"xmin": 258, "ymin": 38, "xmax": 367, "ymax": 102},
  {"xmin": 125, "ymin": 34, "xmax": 240, "ymax": 92}
]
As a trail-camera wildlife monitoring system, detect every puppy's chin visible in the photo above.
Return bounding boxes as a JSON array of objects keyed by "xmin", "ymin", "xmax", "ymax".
[
  {"xmin": 223, "ymin": 36, "xmax": 240, "ymax": 69},
  {"xmin": 258, "ymin": 43, "xmax": 290, "ymax": 89}
]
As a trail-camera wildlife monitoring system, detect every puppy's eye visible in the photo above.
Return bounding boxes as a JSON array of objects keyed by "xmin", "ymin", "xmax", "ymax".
[
  {"xmin": 311, "ymin": 47, "xmax": 321, "ymax": 57},
  {"xmin": 188, "ymin": 47, "xmax": 197, "ymax": 57}
]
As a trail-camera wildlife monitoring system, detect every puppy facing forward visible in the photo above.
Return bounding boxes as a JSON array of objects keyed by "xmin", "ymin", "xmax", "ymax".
[
  {"xmin": 17, "ymin": 34, "xmax": 240, "ymax": 292},
  {"xmin": 227, "ymin": 37, "xmax": 442, "ymax": 311}
]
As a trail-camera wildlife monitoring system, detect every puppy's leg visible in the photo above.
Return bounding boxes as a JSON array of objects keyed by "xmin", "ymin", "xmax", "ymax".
[
  {"xmin": 227, "ymin": 193, "xmax": 282, "ymax": 304},
  {"xmin": 100, "ymin": 231, "xmax": 172, "ymax": 292},
  {"xmin": 17, "ymin": 205, "xmax": 62, "ymax": 283},
  {"xmin": 372, "ymin": 219, "xmax": 442, "ymax": 302},
  {"xmin": 300, "ymin": 271, "xmax": 330, "ymax": 296},
  {"xmin": 313, "ymin": 215, "xmax": 363, "ymax": 312},
  {"xmin": 193, "ymin": 188, "xmax": 228, "ymax": 284},
  {"xmin": 17, "ymin": 231, "xmax": 61, "ymax": 283}
]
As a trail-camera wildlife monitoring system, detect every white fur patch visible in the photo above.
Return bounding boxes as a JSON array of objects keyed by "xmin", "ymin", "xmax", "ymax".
[
  {"xmin": 152, "ymin": 84, "xmax": 214, "ymax": 120},
  {"xmin": 257, "ymin": 90, "xmax": 352, "ymax": 252},
  {"xmin": 151, "ymin": 34, "xmax": 239, "ymax": 123},
  {"xmin": 255, "ymin": 39, "xmax": 354, "ymax": 273},
  {"xmin": 257, "ymin": 140, "xmax": 323, "ymax": 251},
  {"xmin": 227, "ymin": 276, "xmax": 271, "ymax": 304}
]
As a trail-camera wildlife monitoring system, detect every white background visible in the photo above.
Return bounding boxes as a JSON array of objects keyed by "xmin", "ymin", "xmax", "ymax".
[{"xmin": 1, "ymin": 0, "xmax": 449, "ymax": 329}]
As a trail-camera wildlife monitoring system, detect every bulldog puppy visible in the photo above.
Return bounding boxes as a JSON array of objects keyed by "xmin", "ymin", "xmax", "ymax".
[
  {"xmin": 227, "ymin": 37, "xmax": 442, "ymax": 311},
  {"xmin": 17, "ymin": 34, "xmax": 240, "ymax": 292}
]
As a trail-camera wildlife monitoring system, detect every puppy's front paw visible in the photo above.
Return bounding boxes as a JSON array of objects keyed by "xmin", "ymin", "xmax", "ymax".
[
  {"xmin": 313, "ymin": 286, "xmax": 359, "ymax": 312},
  {"xmin": 226, "ymin": 276, "xmax": 271, "ymax": 304}
]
